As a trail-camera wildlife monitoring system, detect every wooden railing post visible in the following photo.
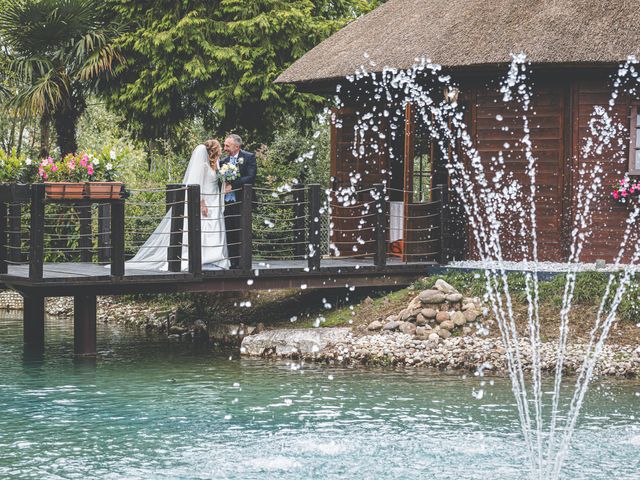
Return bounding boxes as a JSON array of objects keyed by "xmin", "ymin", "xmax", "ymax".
[
  {"xmin": 240, "ymin": 184, "xmax": 253, "ymax": 272},
  {"xmin": 8, "ymin": 203, "xmax": 22, "ymax": 263},
  {"xmin": 29, "ymin": 184, "xmax": 45, "ymax": 281},
  {"xmin": 77, "ymin": 205, "xmax": 93, "ymax": 262},
  {"xmin": 110, "ymin": 199, "xmax": 125, "ymax": 277},
  {"xmin": 97, "ymin": 203, "xmax": 111, "ymax": 263},
  {"xmin": 187, "ymin": 184, "xmax": 202, "ymax": 276},
  {"xmin": 434, "ymin": 184, "xmax": 448, "ymax": 265},
  {"xmin": 374, "ymin": 183, "xmax": 387, "ymax": 267},
  {"xmin": 307, "ymin": 184, "xmax": 321, "ymax": 271},
  {"xmin": 293, "ymin": 184, "xmax": 306, "ymax": 259},
  {"xmin": 0, "ymin": 201, "xmax": 7, "ymax": 274},
  {"xmin": 167, "ymin": 184, "xmax": 185, "ymax": 273}
]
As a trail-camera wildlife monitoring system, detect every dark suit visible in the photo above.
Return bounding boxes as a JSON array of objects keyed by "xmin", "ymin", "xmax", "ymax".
[{"xmin": 219, "ymin": 149, "xmax": 257, "ymax": 268}]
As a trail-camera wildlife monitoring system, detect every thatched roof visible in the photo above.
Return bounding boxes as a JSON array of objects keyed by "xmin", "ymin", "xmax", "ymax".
[{"xmin": 277, "ymin": 0, "xmax": 640, "ymax": 86}]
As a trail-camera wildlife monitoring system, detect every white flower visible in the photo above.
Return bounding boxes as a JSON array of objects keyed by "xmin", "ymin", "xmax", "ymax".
[
  {"xmin": 106, "ymin": 163, "xmax": 113, "ymax": 171},
  {"xmin": 238, "ymin": 157, "xmax": 244, "ymax": 165},
  {"xmin": 92, "ymin": 158, "xmax": 100, "ymax": 166},
  {"xmin": 25, "ymin": 158, "xmax": 32, "ymax": 166},
  {"xmin": 109, "ymin": 149, "xmax": 116, "ymax": 160}
]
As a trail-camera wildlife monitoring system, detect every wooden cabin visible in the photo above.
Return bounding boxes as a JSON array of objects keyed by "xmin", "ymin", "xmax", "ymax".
[{"xmin": 276, "ymin": 0, "xmax": 640, "ymax": 263}]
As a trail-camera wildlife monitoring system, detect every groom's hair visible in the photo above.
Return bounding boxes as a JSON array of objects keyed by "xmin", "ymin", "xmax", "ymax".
[{"xmin": 228, "ymin": 133, "xmax": 242, "ymax": 147}]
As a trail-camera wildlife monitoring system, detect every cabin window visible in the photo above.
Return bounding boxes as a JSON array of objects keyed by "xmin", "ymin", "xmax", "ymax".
[
  {"xmin": 629, "ymin": 104, "xmax": 640, "ymax": 174},
  {"xmin": 412, "ymin": 143, "xmax": 431, "ymax": 202}
]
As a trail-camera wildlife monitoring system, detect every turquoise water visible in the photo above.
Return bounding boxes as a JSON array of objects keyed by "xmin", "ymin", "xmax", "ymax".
[{"xmin": 0, "ymin": 314, "xmax": 638, "ymax": 479}]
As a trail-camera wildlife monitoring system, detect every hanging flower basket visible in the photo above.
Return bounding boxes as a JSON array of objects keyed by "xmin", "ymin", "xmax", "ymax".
[
  {"xmin": 85, "ymin": 181, "xmax": 123, "ymax": 199},
  {"xmin": 44, "ymin": 182, "xmax": 85, "ymax": 199},
  {"xmin": 611, "ymin": 177, "xmax": 640, "ymax": 204}
]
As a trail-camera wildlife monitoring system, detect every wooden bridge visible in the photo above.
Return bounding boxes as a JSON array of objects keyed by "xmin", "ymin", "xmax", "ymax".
[{"xmin": 0, "ymin": 182, "xmax": 449, "ymax": 355}]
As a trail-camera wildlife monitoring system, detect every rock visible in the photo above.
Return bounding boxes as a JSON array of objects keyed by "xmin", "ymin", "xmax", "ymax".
[
  {"xmin": 383, "ymin": 321, "xmax": 401, "ymax": 331},
  {"xmin": 240, "ymin": 327, "xmax": 351, "ymax": 356},
  {"xmin": 169, "ymin": 325, "xmax": 187, "ymax": 335},
  {"xmin": 464, "ymin": 309, "xmax": 478, "ymax": 322},
  {"xmin": 399, "ymin": 322, "xmax": 417, "ymax": 335},
  {"xmin": 435, "ymin": 279, "xmax": 458, "ymax": 294},
  {"xmin": 367, "ymin": 320, "xmax": 384, "ymax": 331},
  {"xmin": 462, "ymin": 303, "xmax": 475, "ymax": 311},
  {"xmin": 408, "ymin": 296, "xmax": 422, "ymax": 310},
  {"xmin": 438, "ymin": 328, "xmax": 452, "ymax": 339},
  {"xmin": 416, "ymin": 326, "xmax": 427, "ymax": 336},
  {"xmin": 210, "ymin": 324, "xmax": 252, "ymax": 346},
  {"xmin": 255, "ymin": 322, "xmax": 265, "ymax": 334},
  {"xmin": 386, "ymin": 314, "xmax": 399, "ymax": 323},
  {"xmin": 363, "ymin": 296, "xmax": 374, "ymax": 306},
  {"xmin": 440, "ymin": 320, "xmax": 455, "ymax": 331},
  {"xmin": 415, "ymin": 313, "xmax": 428, "ymax": 326},
  {"xmin": 435, "ymin": 311, "xmax": 450, "ymax": 323},
  {"xmin": 451, "ymin": 311, "xmax": 466, "ymax": 327},
  {"xmin": 428, "ymin": 332, "xmax": 440, "ymax": 342},
  {"xmin": 168, "ymin": 334, "xmax": 181, "ymax": 341},
  {"xmin": 192, "ymin": 319, "xmax": 209, "ymax": 341},
  {"xmin": 446, "ymin": 293, "xmax": 463, "ymax": 303},
  {"xmin": 399, "ymin": 309, "xmax": 412, "ymax": 321},
  {"xmin": 418, "ymin": 290, "xmax": 446, "ymax": 304},
  {"xmin": 421, "ymin": 308, "xmax": 437, "ymax": 319},
  {"xmin": 462, "ymin": 326, "xmax": 472, "ymax": 335}
]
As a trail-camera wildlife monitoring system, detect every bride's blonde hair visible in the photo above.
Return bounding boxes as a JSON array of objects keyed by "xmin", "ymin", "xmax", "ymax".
[{"xmin": 204, "ymin": 139, "xmax": 222, "ymax": 168}]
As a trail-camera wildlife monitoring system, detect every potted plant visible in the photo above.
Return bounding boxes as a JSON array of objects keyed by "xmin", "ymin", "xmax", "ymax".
[
  {"xmin": 611, "ymin": 176, "xmax": 640, "ymax": 204},
  {"xmin": 39, "ymin": 154, "xmax": 86, "ymax": 199},
  {"xmin": 84, "ymin": 149, "xmax": 122, "ymax": 199}
]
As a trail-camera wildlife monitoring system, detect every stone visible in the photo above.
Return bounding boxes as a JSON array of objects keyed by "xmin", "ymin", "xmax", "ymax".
[
  {"xmin": 415, "ymin": 313, "xmax": 428, "ymax": 326},
  {"xmin": 418, "ymin": 289, "xmax": 446, "ymax": 304},
  {"xmin": 438, "ymin": 328, "xmax": 452, "ymax": 339},
  {"xmin": 421, "ymin": 308, "xmax": 437, "ymax": 319},
  {"xmin": 416, "ymin": 326, "xmax": 427, "ymax": 336},
  {"xmin": 192, "ymin": 319, "xmax": 209, "ymax": 341},
  {"xmin": 464, "ymin": 309, "xmax": 478, "ymax": 322},
  {"xmin": 408, "ymin": 296, "xmax": 422, "ymax": 310},
  {"xmin": 446, "ymin": 293, "xmax": 463, "ymax": 303},
  {"xmin": 440, "ymin": 320, "xmax": 455, "ymax": 331},
  {"xmin": 363, "ymin": 296, "xmax": 374, "ymax": 305},
  {"xmin": 169, "ymin": 325, "xmax": 187, "ymax": 335},
  {"xmin": 367, "ymin": 320, "xmax": 383, "ymax": 331},
  {"xmin": 386, "ymin": 314, "xmax": 399, "ymax": 323},
  {"xmin": 399, "ymin": 309, "xmax": 412, "ymax": 321},
  {"xmin": 462, "ymin": 327, "xmax": 472, "ymax": 335},
  {"xmin": 435, "ymin": 311, "xmax": 450, "ymax": 323},
  {"xmin": 255, "ymin": 322, "xmax": 265, "ymax": 334},
  {"xmin": 428, "ymin": 333, "xmax": 440, "ymax": 342},
  {"xmin": 435, "ymin": 279, "xmax": 458, "ymax": 294},
  {"xmin": 399, "ymin": 322, "xmax": 417, "ymax": 335},
  {"xmin": 240, "ymin": 327, "xmax": 351, "ymax": 356},
  {"xmin": 462, "ymin": 303, "xmax": 475, "ymax": 311},
  {"xmin": 451, "ymin": 311, "xmax": 466, "ymax": 327},
  {"xmin": 383, "ymin": 321, "xmax": 401, "ymax": 331}
]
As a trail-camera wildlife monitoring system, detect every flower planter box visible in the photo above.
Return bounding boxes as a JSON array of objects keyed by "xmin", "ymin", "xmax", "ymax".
[
  {"xmin": 85, "ymin": 181, "xmax": 123, "ymax": 199},
  {"xmin": 44, "ymin": 182, "xmax": 85, "ymax": 199}
]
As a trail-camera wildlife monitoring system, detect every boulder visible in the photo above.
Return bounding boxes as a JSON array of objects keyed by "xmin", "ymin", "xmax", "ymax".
[
  {"xmin": 363, "ymin": 296, "xmax": 374, "ymax": 306},
  {"xmin": 418, "ymin": 289, "xmax": 446, "ymax": 304},
  {"xmin": 440, "ymin": 320, "xmax": 455, "ymax": 331},
  {"xmin": 421, "ymin": 308, "xmax": 437, "ymax": 319},
  {"xmin": 399, "ymin": 322, "xmax": 417, "ymax": 335},
  {"xmin": 408, "ymin": 296, "xmax": 422, "ymax": 310},
  {"xmin": 383, "ymin": 321, "xmax": 401, "ymax": 331},
  {"xmin": 451, "ymin": 311, "xmax": 466, "ymax": 327},
  {"xmin": 435, "ymin": 279, "xmax": 458, "ymax": 294},
  {"xmin": 462, "ymin": 303, "xmax": 475, "ymax": 311},
  {"xmin": 367, "ymin": 320, "xmax": 383, "ymax": 331},
  {"xmin": 240, "ymin": 327, "xmax": 351, "ymax": 356},
  {"xmin": 399, "ymin": 309, "xmax": 412, "ymax": 321},
  {"xmin": 438, "ymin": 328, "xmax": 452, "ymax": 339},
  {"xmin": 464, "ymin": 309, "xmax": 479, "ymax": 322},
  {"xmin": 435, "ymin": 311, "xmax": 450, "ymax": 323},
  {"xmin": 428, "ymin": 332, "xmax": 440, "ymax": 342},
  {"xmin": 446, "ymin": 293, "xmax": 463, "ymax": 303},
  {"xmin": 385, "ymin": 314, "xmax": 399, "ymax": 323},
  {"xmin": 415, "ymin": 313, "xmax": 428, "ymax": 326}
]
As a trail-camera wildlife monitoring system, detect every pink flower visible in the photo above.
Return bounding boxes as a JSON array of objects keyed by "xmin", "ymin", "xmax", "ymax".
[
  {"xmin": 87, "ymin": 165, "xmax": 94, "ymax": 176},
  {"xmin": 38, "ymin": 166, "xmax": 45, "ymax": 178},
  {"xmin": 621, "ymin": 190, "xmax": 628, "ymax": 197},
  {"xmin": 80, "ymin": 156, "xmax": 88, "ymax": 167},
  {"xmin": 613, "ymin": 190, "xmax": 619, "ymax": 200},
  {"xmin": 68, "ymin": 159, "xmax": 76, "ymax": 170},
  {"xmin": 51, "ymin": 164, "xmax": 58, "ymax": 172}
]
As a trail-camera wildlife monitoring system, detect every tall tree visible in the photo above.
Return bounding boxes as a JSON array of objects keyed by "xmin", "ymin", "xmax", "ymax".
[
  {"xmin": 0, "ymin": 0, "xmax": 123, "ymax": 156},
  {"xmin": 103, "ymin": 0, "xmax": 379, "ymax": 145}
]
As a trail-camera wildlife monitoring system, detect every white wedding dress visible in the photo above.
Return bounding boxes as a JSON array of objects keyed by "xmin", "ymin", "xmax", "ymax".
[{"xmin": 125, "ymin": 145, "xmax": 230, "ymax": 271}]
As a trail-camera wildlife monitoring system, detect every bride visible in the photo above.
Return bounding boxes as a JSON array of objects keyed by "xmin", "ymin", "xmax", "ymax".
[{"xmin": 125, "ymin": 140, "xmax": 230, "ymax": 271}]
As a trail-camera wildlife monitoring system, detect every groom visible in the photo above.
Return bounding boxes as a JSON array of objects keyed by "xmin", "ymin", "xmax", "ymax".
[{"xmin": 220, "ymin": 134, "xmax": 257, "ymax": 269}]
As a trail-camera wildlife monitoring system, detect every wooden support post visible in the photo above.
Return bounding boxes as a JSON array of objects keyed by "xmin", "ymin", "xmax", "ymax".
[
  {"xmin": 307, "ymin": 184, "xmax": 322, "ymax": 271},
  {"xmin": 0, "ymin": 201, "xmax": 7, "ymax": 274},
  {"xmin": 74, "ymin": 294, "xmax": 96, "ymax": 355},
  {"xmin": 167, "ymin": 184, "xmax": 185, "ymax": 273},
  {"xmin": 293, "ymin": 184, "xmax": 306, "ymax": 259},
  {"xmin": 29, "ymin": 184, "xmax": 45, "ymax": 281},
  {"xmin": 110, "ymin": 200, "xmax": 125, "ymax": 277},
  {"xmin": 187, "ymin": 184, "xmax": 202, "ymax": 276},
  {"xmin": 239, "ymin": 184, "xmax": 253, "ymax": 272},
  {"xmin": 8, "ymin": 203, "xmax": 22, "ymax": 263},
  {"xmin": 434, "ymin": 184, "xmax": 448, "ymax": 265},
  {"xmin": 97, "ymin": 203, "xmax": 111, "ymax": 263},
  {"xmin": 374, "ymin": 183, "xmax": 387, "ymax": 267},
  {"xmin": 23, "ymin": 293, "xmax": 45, "ymax": 350},
  {"xmin": 77, "ymin": 205, "xmax": 93, "ymax": 262}
]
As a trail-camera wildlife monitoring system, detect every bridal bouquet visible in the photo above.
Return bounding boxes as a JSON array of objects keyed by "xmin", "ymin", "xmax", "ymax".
[{"xmin": 219, "ymin": 163, "xmax": 239, "ymax": 183}]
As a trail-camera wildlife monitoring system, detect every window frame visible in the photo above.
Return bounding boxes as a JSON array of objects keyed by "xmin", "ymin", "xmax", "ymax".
[{"xmin": 629, "ymin": 103, "xmax": 640, "ymax": 175}]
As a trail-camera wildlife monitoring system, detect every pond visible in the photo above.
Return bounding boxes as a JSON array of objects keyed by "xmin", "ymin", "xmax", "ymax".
[{"xmin": 0, "ymin": 314, "xmax": 638, "ymax": 479}]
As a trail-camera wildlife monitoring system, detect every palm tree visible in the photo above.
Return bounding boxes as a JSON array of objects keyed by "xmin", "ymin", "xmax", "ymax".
[{"xmin": 0, "ymin": 0, "xmax": 123, "ymax": 156}]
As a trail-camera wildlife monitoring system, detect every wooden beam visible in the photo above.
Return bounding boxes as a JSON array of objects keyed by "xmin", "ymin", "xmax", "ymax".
[
  {"xmin": 187, "ymin": 184, "xmax": 202, "ymax": 276},
  {"xmin": 374, "ymin": 183, "xmax": 387, "ymax": 267},
  {"xmin": 97, "ymin": 203, "xmax": 111, "ymax": 263},
  {"xmin": 307, "ymin": 184, "xmax": 322, "ymax": 271},
  {"xmin": 23, "ymin": 293, "xmax": 44, "ymax": 350},
  {"xmin": 74, "ymin": 294, "xmax": 96, "ymax": 355},
  {"xmin": 29, "ymin": 184, "xmax": 45, "ymax": 281},
  {"xmin": 110, "ymin": 200, "xmax": 125, "ymax": 277},
  {"xmin": 403, "ymin": 102, "xmax": 415, "ymax": 262},
  {"xmin": 167, "ymin": 184, "xmax": 185, "ymax": 273},
  {"xmin": 239, "ymin": 184, "xmax": 253, "ymax": 272},
  {"xmin": 293, "ymin": 184, "xmax": 306, "ymax": 259}
]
